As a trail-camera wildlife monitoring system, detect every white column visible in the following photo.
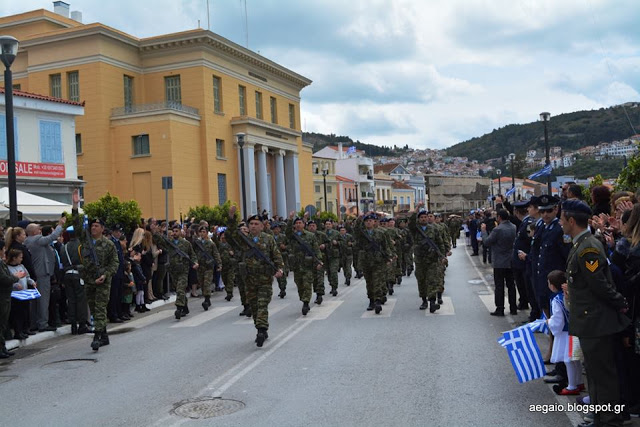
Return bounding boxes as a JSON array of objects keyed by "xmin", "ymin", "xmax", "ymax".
[
  {"xmin": 284, "ymin": 152, "xmax": 301, "ymax": 213},
  {"xmin": 238, "ymin": 142, "xmax": 257, "ymax": 217},
  {"xmin": 256, "ymin": 146, "xmax": 270, "ymax": 216},
  {"xmin": 274, "ymin": 150, "xmax": 287, "ymax": 218}
]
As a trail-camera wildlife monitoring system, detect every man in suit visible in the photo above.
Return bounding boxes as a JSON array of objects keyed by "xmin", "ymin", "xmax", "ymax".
[
  {"xmin": 480, "ymin": 209, "xmax": 517, "ymax": 316},
  {"xmin": 561, "ymin": 200, "xmax": 629, "ymax": 427},
  {"xmin": 511, "ymin": 200, "xmax": 532, "ymax": 313},
  {"xmin": 25, "ymin": 217, "xmax": 66, "ymax": 332}
]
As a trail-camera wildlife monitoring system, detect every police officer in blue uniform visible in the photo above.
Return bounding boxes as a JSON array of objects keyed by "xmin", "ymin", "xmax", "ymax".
[
  {"xmin": 519, "ymin": 196, "xmax": 543, "ymax": 321},
  {"xmin": 511, "ymin": 200, "xmax": 532, "ymax": 314}
]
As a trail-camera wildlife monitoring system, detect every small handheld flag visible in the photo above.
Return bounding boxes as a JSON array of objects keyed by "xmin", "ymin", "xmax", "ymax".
[{"xmin": 497, "ymin": 325, "xmax": 546, "ymax": 383}]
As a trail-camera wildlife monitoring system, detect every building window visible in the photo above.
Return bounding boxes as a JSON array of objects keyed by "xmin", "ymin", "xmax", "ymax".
[
  {"xmin": 400, "ymin": 196, "xmax": 404, "ymax": 205},
  {"xmin": 255, "ymin": 91, "xmax": 263, "ymax": 119},
  {"xmin": 238, "ymin": 85, "xmax": 246, "ymax": 115},
  {"xmin": 328, "ymin": 202, "xmax": 334, "ymax": 213},
  {"xmin": 0, "ymin": 115, "xmax": 18, "ymax": 160},
  {"xmin": 40, "ymin": 120, "xmax": 63, "ymax": 163},
  {"xmin": 315, "ymin": 185, "xmax": 321, "ymax": 193},
  {"xmin": 216, "ymin": 139, "xmax": 225, "ymax": 158},
  {"xmin": 124, "ymin": 75, "xmax": 134, "ymax": 111},
  {"xmin": 213, "ymin": 76, "xmax": 222, "ymax": 113},
  {"xmin": 316, "ymin": 201, "xmax": 322, "ymax": 211},
  {"xmin": 77, "ymin": 176, "xmax": 85, "ymax": 208},
  {"xmin": 407, "ymin": 196, "xmax": 411, "ymax": 206},
  {"xmin": 50, "ymin": 74, "xmax": 61, "ymax": 98},
  {"xmin": 217, "ymin": 173, "xmax": 227, "ymax": 205},
  {"xmin": 132, "ymin": 134, "xmax": 150, "ymax": 156},
  {"xmin": 270, "ymin": 96, "xmax": 277, "ymax": 124},
  {"xmin": 67, "ymin": 71, "xmax": 79, "ymax": 102},
  {"xmin": 75, "ymin": 133, "xmax": 82, "ymax": 154},
  {"xmin": 327, "ymin": 186, "xmax": 332, "ymax": 194},
  {"xmin": 288, "ymin": 104, "xmax": 295, "ymax": 129},
  {"xmin": 164, "ymin": 75, "xmax": 181, "ymax": 106},
  {"xmin": 12, "ymin": 84, "xmax": 20, "ymax": 90}
]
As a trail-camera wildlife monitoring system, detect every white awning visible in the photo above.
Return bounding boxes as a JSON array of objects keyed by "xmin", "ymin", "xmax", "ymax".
[{"xmin": 0, "ymin": 187, "xmax": 76, "ymax": 222}]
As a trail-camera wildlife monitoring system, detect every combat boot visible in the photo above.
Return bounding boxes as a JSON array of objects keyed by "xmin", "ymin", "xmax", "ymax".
[
  {"xmin": 331, "ymin": 289, "xmax": 338, "ymax": 297},
  {"xmin": 182, "ymin": 300, "xmax": 190, "ymax": 316},
  {"xmin": 99, "ymin": 330, "xmax": 110, "ymax": 347},
  {"xmin": 256, "ymin": 328, "xmax": 267, "ymax": 347},
  {"xmin": 387, "ymin": 283, "xmax": 394, "ymax": 295},
  {"xmin": 381, "ymin": 295, "xmax": 387, "ymax": 304},
  {"xmin": 419, "ymin": 298, "xmax": 428, "ymax": 310},
  {"xmin": 202, "ymin": 297, "xmax": 211, "ymax": 311},
  {"xmin": 396, "ymin": 276, "xmax": 402, "ymax": 285},
  {"xmin": 345, "ymin": 278, "xmax": 350, "ymax": 286},
  {"xmin": 174, "ymin": 307, "xmax": 182, "ymax": 320},
  {"xmin": 374, "ymin": 300, "xmax": 382, "ymax": 314},
  {"xmin": 91, "ymin": 332, "xmax": 101, "ymax": 351},
  {"xmin": 225, "ymin": 294, "xmax": 233, "ymax": 301},
  {"xmin": 315, "ymin": 294, "xmax": 323, "ymax": 305},
  {"xmin": 302, "ymin": 302, "xmax": 310, "ymax": 316},
  {"xmin": 245, "ymin": 307, "xmax": 252, "ymax": 317},
  {"xmin": 367, "ymin": 299, "xmax": 375, "ymax": 311},
  {"xmin": 71, "ymin": 323, "xmax": 78, "ymax": 335},
  {"xmin": 429, "ymin": 299, "xmax": 440, "ymax": 313},
  {"xmin": 437, "ymin": 292, "xmax": 443, "ymax": 305},
  {"xmin": 239, "ymin": 305, "xmax": 248, "ymax": 316},
  {"xmin": 278, "ymin": 290, "xmax": 286, "ymax": 299},
  {"xmin": 77, "ymin": 324, "xmax": 90, "ymax": 334}
]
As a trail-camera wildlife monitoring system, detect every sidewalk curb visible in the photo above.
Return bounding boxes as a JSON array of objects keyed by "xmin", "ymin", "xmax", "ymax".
[{"xmin": 6, "ymin": 295, "xmax": 177, "ymax": 351}]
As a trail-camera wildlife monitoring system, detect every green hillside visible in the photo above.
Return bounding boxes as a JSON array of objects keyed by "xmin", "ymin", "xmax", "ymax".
[
  {"xmin": 445, "ymin": 104, "xmax": 640, "ymax": 162},
  {"xmin": 303, "ymin": 132, "xmax": 409, "ymax": 157}
]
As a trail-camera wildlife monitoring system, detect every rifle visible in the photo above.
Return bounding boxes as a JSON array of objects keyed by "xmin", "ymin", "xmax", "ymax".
[
  {"xmin": 159, "ymin": 234, "xmax": 195, "ymax": 267},
  {"xmin": 360, "ymin": 229, "xmax": 389, "ymax": 259},
  {"xmin": 193, "ymin": 238, "xmax": 217, "ymax": 268},
  {"xmin": 83, "ymin": 216, "xmax": 104, "ymax": 280},
  {"xmin": 236, "ymin": 231, "xmax": 278, "ymax": 273},
  {"xmin": 415, "ymin": 225, "xmax": 445, "ymax": 259},
  {"xmin": 291, "ymin": 231, "xmax": 323, "ymax": 266}
]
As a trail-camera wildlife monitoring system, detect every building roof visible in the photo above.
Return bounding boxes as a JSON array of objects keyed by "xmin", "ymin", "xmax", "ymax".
[
  {"xmin": 392, "ymin": 180, "xmax": 414, "ymax": 190},
  {"xmin": 373, "ymin": 173, "xmax": 394, "ymax": 182},
  {"xmin": 0, "ymin": 87, "xmax": 85, "ymax": 106},
  {"xmin": 336, "ymin": 175, "xmax": 355, "ymax": 183},
  {"xmin": 374, "ymin": 163, "xmax": 401, "ymax": 174}
]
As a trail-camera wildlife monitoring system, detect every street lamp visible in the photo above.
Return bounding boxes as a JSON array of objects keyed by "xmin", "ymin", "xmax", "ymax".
[
  {"xmin": 236, "ymin": 133, "xmax": 247, "ymax": 220},
  {"xmin": 355, "ymin": 181, "xmax": 360, "ymax": 216},
  {"xmin": 321, "ymin": 163, "xmax": 329, "ymax": 212},
  {"xmin": 496, "ymin": 168, "xmax": 502, "ymax": 198},
  {"xmin": 540, "ymin": 112, "xmax": 552, "ymax": 195},
  {"xmin": 508, "ymin": 153, "xmax": 516, "ymax": 202},
  {"xmin": 1, "ymin": 35, "xmax": 19, "ymax": 226}
]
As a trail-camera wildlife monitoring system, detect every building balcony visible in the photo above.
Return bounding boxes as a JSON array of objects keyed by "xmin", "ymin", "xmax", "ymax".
[
  {"xmin": 361, "ymin": 191, "xmax": 374, "ymax": 198},
  {"xmin": 111, "ymin": 102, "xmax": 200, "ymax": 120},
  {"xmin": 397, "ymin": 204, "xmax": 411, "ymax": 211}
]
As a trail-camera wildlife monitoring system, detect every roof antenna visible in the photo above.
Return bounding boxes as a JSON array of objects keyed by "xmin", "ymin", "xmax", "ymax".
[
  {"xmin": 243, "ymin": 0, "xmax": 249, "ymax": 48},
  {"xmin": 207, "ymin": 0, "xmax": 210, "ymax": 30}
]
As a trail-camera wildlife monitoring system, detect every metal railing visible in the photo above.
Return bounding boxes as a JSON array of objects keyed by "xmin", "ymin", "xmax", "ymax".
[{"xmin": 111, "ymin": 101, "xmax": 200, "ymax": 117}]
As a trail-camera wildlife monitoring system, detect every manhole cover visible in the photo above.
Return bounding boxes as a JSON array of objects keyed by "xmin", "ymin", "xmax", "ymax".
[
  {"xmin": 0, "ymin": 375, "xmax": 17, "ymax": 384},
  {"xmin": 43, "ymin": 358, "xmax": 97, "ymax": 370},
  {"xmin": 108, "ymin": 327, "xmax": 135, "ymax": 335},
  {"xmin": 172, "ymin": 398, "xmax": 245, "ymax": 419}
]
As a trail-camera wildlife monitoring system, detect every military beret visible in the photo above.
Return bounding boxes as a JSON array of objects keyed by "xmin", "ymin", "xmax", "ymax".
[
  {"xmin": 271, "ymin": 221, "xmax": 281, "ymax": 229},
  {"xmin": 538, "ymin": 195, "xmax": 559, "ymax": 210},
  {"xmin": 417, "ymin": 210, "xmax": 429, "ymax": 218},
  {"xmin": 112, "ymin": 223, "xmax": 124, "ymax": 232},
  {"xmin": 238, "ymin": 222, "xmax": 247, "ymax": 228},
  {"xmin": 561, "ymin": 200, "xmax": 592, "ymax": 216},
  {"xmin": 171, "ymin": 223, "xmax": 182, "ymax": 230},
  {"xmin": 380, "ymin": 218, "xmax": 388, "ymax": 223},
  {"xmin": 90, "ymin": 218, "xmax": 106, "ymax": 227},
  {"xmin": 306, "ymin": 220, "xmax": 316, "ymax": 226},
  {"xmin": 17, "ymin": 220, "xmax": 30, "ymax": 228},
  {"xmin": 513, "ymin": 200, "xmax": 530, "ymax": 209},
  {"xmin": 247, "ymin": 214, "xmax": 261, "ymax": 223},
  {"xmin": 363, "ymin": 213, "xmax": 377, "ymax": 221},
  {"xmin": 293, "ymin": 217, "xmax": 304, "ymax": 224}
]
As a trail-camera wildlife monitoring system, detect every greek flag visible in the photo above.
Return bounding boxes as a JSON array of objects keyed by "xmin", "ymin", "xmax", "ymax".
[
  {"xmin": 83, "ymin": 214, "xmax": 89, "ymax": 230},
  {"xmin": 497, "ymin": 325, "xmax": 546, "ymax": 383},
  {"xmin": 11, "ymin": 288, "xmax": 41, "ymax": 301},
  {"xmin": 528, "ymin": 164, "xmax": 552, "ymax": 179},
  {"xmin": 346, "ymin": 146, "xmax": 356, "ymax": 155},
  {"xmin": 505, "ymin": 186, "xmax": 516, "ymax": 197},
  {"xmin": 526, "ymin": 313, "xmax": 550, "ymax": 335}
]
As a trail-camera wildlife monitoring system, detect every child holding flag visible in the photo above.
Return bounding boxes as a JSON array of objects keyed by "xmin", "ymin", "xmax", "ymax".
[{"xmin": 547, "ymin": 270, "xmax": 584, "ymax": 395}]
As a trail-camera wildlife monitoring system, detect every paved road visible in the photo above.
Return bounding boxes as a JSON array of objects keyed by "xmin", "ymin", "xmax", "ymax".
[{"xmin": 0, "ymin": 238, "xmax": 584, "ymax": 426}]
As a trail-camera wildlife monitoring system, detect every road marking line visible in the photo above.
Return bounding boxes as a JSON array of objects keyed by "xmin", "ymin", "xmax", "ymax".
[
  {"xmin": 297, "ymin": 300, "xmax": 343, "ymax": 321},
  {"xmin": 110, "ymin": 309, "xmax": 175, "ymax": 331},
  {"xmin": 171, "ymin": 306, "xmax": 239, "ymax": 328},
  {"xmin": 233, "ymin": 302, "xmax": 290, "ymax": 325},
  {"xmin": 426, "ymin": 296, "xmax": 455, "ymax": 315},
  {"xmin": 360, "ymin": 297, "xmax": 397, "ymax": 318}
]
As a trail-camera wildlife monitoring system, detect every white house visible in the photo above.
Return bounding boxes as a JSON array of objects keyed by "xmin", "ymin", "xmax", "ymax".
[{"xmin": 0, "ymin": 88, "xmax": 84, "ymax": 204}]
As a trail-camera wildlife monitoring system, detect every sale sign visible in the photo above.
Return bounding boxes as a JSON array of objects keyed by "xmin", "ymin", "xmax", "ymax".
[{"xmin": 0, "ymin": 161, "xmax": 65, "ymax": 178}]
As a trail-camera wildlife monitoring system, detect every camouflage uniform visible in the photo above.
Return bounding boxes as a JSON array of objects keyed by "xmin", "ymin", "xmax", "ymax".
[
  {"xmin": 399, "ymin": 225, "xmax": 414, "ymax": 276},
  {"xmin": 273, "ymin": 231, "xmax": 289, "ymax": 295},
  {"xmin": 313, "ymin": 229, "xmax": 329, "ymax": 297},
  {"xmin": 286, "ymin": 220, "xmax": 321, "ymax": 305},
  {"xmin": 353, "ymin": 217, "xmax": 392, "ymax": 311},
  {"xmin": 72, "ymin": 210, "xmax": 119, "ymax": 333},
  {"xmin": 324, "ymin": 228, "xmax": 342, "ymax": 294},
  {"xmin": 339, "ymin": 232, "xmax": 355, "ymax": 285},
  {"xmin": 167, "ymin": 237, "xmax": 197, "ymax": 309},
  {"xmin": 408, "ymin": 212, "xmax": 446, "ymax": 310},
  {"xmin": 227, "ymin": 220, "xmax": 283, "ymax": 331},
  {"xmin": 218, "ymin": 241, "xmax": 238, "ymax": 301},
  {"xmin": 383, "ymin": 225, "xmax": 398, "ymax": 289},
  {"xmin": 435, "ymin": 220, "xmax": 451, "ymax": 294},
  {"xmin": 194, "ymin": 238, "xmax": 221, "ymax": 298},
  {"xmin": 447, "ymin": 217, "xmax": 461, "ymax": 248}
]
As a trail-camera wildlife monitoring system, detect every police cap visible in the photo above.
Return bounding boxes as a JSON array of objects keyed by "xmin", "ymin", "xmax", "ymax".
[
  {"xmin": 90, "ymin": 218, "xmax": 106, "ymax": 227},
  {"xmin": 247, "ymin": 215, "xmax": 261, "ymax": 223},
  {"xmin": 561, "ymin": 200, "xmax": 592, "ymax": 216},
  {"xmin": 363, "ymin": 213, "xmax": 377, "ymax": 221},
  {"xmin": 538, "ymin": 195, "xmax": 559, "ymax": 210},
  {"xmin": 513, "ymin": 200, "xmax": 530, "ymax": 209}
]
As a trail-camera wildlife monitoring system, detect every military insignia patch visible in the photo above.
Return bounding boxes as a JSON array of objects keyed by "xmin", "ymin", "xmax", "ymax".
[
  {"xmin": 585, "ymin": 260, "xmax": 598, "ymax": 272},
  {"xmin": 579, "ymin": 248, "xmax": 600, "ymax": 257}
]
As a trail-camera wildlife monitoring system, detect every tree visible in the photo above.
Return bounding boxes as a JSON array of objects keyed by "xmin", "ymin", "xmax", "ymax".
[
  {"xmin": 81, "ymin": 192, "xmax": 142, "ymax": 233},
  {"xmin": 187, "ymin": 200, "xmax": 238, "ymax": 225},
  {"xmin": 583, "ymin": 175, "xmax": 603, "ymax": 204},
  {"xmin": 616, "ymin": 153, "xmax": 640, "ymax": 192}
]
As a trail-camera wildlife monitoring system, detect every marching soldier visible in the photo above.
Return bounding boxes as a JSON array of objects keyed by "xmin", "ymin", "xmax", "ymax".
[
  {"xmin": 380, "ymin": 218, "xmax": 398, "ymax": 296},
  {"xmin": 408, "ymin": 204, "xmax": 446, "ymax": 312},
  {"xmin": 323, "ymin": 219, "xmax": 341, "ymax": 296},
  {"xmin": 71, "ymin": 189, "xmax": 119, "ymax": 351},
  {"xmin": 286, "ymin": 212, "xmax": 323, "ymax": 315},
  {"xmin": 234, "ymin": 222, "xmax": 252, "ymax": 317},
  {"xmin": 194, "ymin": 226, "xmax": 222, "ymax": 311},
  {"xmin": 353, "ymin": 212, "xmax": 393, "ymax": 314},
  {"xmin": 217, "ymin": 229, "xmax": 238, "ymax": 302},
  {"xmin": 307, "ymin": 220, "xmax": 327, "ymax": 305},
  {"xmin": 338, "ymin": 225, "xmax": 355, "ymax": 286},
  {"xmin": 388, "ymin": 218, "xmax": 403, "ymax": 286},
  {"xmin": 227, "ymin": 207, "xmax": 284, "ymax": 347},
  {"xmin": 434, "ymin": 213, "xmax": 452, "ymax": 305},
  {"xmin": 447, "ymin": 215, "xmax": 462, "ymax": 248},
  {"xmin": 398, "ymin": 218, "xmax": 414, "ymax": 276},
  {"xmin": 166, "ymin": 224, "xmax": 198, "ymax": 320},
  {"xmin": 272, "ymin": 222, "xmax": 289, "ymax": 298}
]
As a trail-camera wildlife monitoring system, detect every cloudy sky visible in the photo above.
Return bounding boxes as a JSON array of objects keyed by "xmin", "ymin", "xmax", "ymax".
[{"xmin": 3, "ymin": 0, "xmax": 639, "ymax": 149}]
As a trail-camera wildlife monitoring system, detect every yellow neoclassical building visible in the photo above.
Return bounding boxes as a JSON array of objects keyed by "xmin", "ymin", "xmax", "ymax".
[{"xmin": 0, "ymin": 5, "xmax": 313, "ymax": 219}]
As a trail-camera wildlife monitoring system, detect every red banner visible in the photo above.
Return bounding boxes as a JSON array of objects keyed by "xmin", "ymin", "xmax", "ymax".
[{"xmin": 0, "ymin": 161, "xmax": 66, "ymax": 178}]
